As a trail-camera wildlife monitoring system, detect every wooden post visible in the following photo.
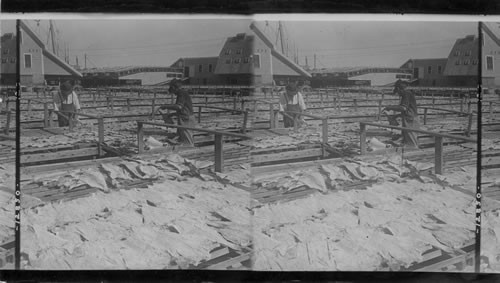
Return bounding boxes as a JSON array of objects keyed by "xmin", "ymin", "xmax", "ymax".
[
  {"xmin": 43, "ymin": 102, "xmax": 49, "ymax": 128},
  {"xmin": 254, "ymin": 100, "xmax": 258, "ymax": 118},
  {"xmin": 152, "ymin": 98, "xmax": 156, "ymax": 115},
  {"xmin": 3, "ymin": 111, "xmax": 10, "ymax": 135},
  {"xmin": 214, "ymin": 134, "xmax": 224, "ymax": 173},
  {"xmin": 269, "ymin": 103, "xmax": 275, "ymax": 128},
  {"xmin": 110, "ymin": 96, "xmax": 114, "ymax": 113},
  {"xmin": 354, "ymin": 99, "xmax": 358, "ymax": 112},
  {"xmin": 27, "ymin": 99, "xmax": 32, "ymax": 115},
  {"xmin": 198, "ymin": 106, "xmax": 202, "ymax": 123},
  {"xmin": 490, "ymin": 101, "xmax": 493, "ymax": 120},
  {"xmin": 233, "ymin": 97, "xmax": 237, "ymax": 110},
  {"xmin": 432, "ymin": 98, "xmax": 436, "ymax": 107},
  {"xmin": 322, "ymin": 118, "xmax": 328, "ymax": 157},
  {"xmin": 98, "ymin": 117, "xmax": 104, "ymax": 157},
  {"xmin": 138, "ymin": 89, "xmax": 141, "ymax": 98},
  {"xmin": 360, "ymin": 123, "xmax": 367, "ymax": 155},
  {"xmin": 68, "ymin": 113, "xmax": 74, "ymax": 131},
  {"xmin": 377, "ymin": 100, "xmax": 382, "ymax": 121},
  {"xmin": 434, "ymin": 136, "xmax": 444, "ymax": 175},
  {"xmin": 137, "ymin": 122, "xmax": 144, "ymax": 154},
  {"xmin": 205, "ymin": 96, "xmax": 208, "ymax": 107},
  {"xmin": 242, "ymin": 110, "xmax": 248, "ymax": 134},
  {"xmin": 93, "ymin": 92, "xmax": 97, "ymax": 106},
  {"xmin": 460, "ymin": 96, "xmax": 464, "ymax": 113},
  {"xmin": 49, "ymin": 111, "xmax": 55, "ymax": 128},
  {"xmin": 423, "ymin": 108, "xmax": 428, "ymax": 125},
  {"xmin": 467, "ymin": 100, "xmax": 471, "ymax": 114},
  {"xmin": 274, "ymin": 109, "xmax": 279, "ymax": 128},
  {"xmin": 466, "ymin": 113, "xmax": 473, "ymax": 137},
  {"xmin": 320, "ymin": 92, "xmax": 324, "ymax": 107},
  {"xmin": 127, "ymin": 98, "xmax": 131, "ymax": 111}
]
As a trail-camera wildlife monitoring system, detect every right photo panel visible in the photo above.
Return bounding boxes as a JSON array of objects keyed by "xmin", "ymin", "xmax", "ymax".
[
  {"xmin": 480, "ymin": 21, "xmax": 500, "ymax": 273},
  {"xmin": 249, "ymin": 19, "xmax": 479, "ymax": 272}
]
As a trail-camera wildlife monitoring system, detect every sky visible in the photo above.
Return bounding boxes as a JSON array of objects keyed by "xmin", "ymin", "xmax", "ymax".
[{"xmin": 1, "ymin": 18, "xmax": 479, "ymax": 69}]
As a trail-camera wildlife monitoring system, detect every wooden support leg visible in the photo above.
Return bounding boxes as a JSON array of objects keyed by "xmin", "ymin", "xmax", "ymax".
[
  {"xmin": 198, "ymin": 106, "xmax": 202, "ymax": 123},
  {"xmin": 269, "ymin": 104, "xmax": 275, "ymax": 129},
  {"xmin": 43, "ymin": 103, "xmax": 49, "ymax": 128},
  {"xmin": 137, "ymin": 122, "xmax": 144, "ymax": 154},
  {"xmin": 434, "ymin": 136, "xmax": 443, "ymax": 175},
  {"xmin": 360, "ymin": 123, "xmax": 367, "ymax": 155},
  {"xmin": 214, "ymin": 134, "xmax": 224, "ymax": 173},
  {"xmin": 242, "ymin": 110, "xmax": 248, "ymax": 134},
  {"xmin": 98, "ymin": 117, "xmax": 104, "ymax": 157},
  {"xmin": 377, "ymin": 100, "xmax": 382, "ymax": 121},
  {"xmin": 354, "ymin": 98, "xmax": 358, "ymax": 112},
  {"xmin": 127, "ymin": 98, "xmax": 131, "ymax": 111},
  {"xmin": 322, "ymin": 118, "xmax": 328, "ymax": 157},
  {"xmin": 424, "ymin": 108, "xmax": 428, "ymax": 125},
  {"xmin": 490, "ymin": 101, "xmax": 493, "ymax": 120}
]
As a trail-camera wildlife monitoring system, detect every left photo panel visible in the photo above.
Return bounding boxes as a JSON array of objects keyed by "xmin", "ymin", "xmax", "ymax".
[
  {"xmin": 7, "ymin": 18, "xmax": 254, "ymax": 269},
  {"xmin": 0, "ymin": 20, "xmax": 17, "ymax": 269}
]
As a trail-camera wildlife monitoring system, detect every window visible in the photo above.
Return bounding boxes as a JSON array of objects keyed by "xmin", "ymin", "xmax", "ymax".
[
  {"xmin": 465, "ymin": 50, "xmax": 472, "ymax": 56},
  {"xmin": 437, "ymin": 65, "xmax": 442, "ymax": 74},
  {"xmin": 1, "ymin": 58, "xmax": 6, "ymax": 64},
  {"xmin": 224, "ymin": 49, "xmax": 231, "ymax": 55},
  {"xmin": 208, "ymin": 64, "xmax": 213, "ymax": 73},
  {"xmin": 486, "ymin": 55, "xmax": 494, "ymax": 70},
  {"xmin": 225, "ymin": 59, "xmax": 231, "ymax": 64},
  {"xmin": 198, "ymin": 64, "xmax": 203, "ymax": 73},
  {"xmin": 427, "ymin": 66, "xmax": 432, "ymax": 74},
  {"xmin": 234, "ymin": 58, "xmax": 241, "ymax": 64},
  {"xmin": 243, "ymin": 57, "xmax": 249, "ymax": 63},
  {"xmin": 253, "ymin": 54, "xmax": 260, "ymax": 68},
  {"xmin": 236, "ymin": 49, "xmax": 242, "ymax": 55},
  {"xmin": 472, "ymin": 59, "xmax": 478, "ymax": 65},
  {"xmin": 454, "ymin": 50, "xmax": 460, "ymax": 56},
  {"xmin": 10, "ymin": 57, "xmax": 16, "ymax": 64},
  {"xmin": 464, "ymin": 59, "xmax": 469, "ymax": 65},
  {"xmin": 455, "ymin": 60, "xmax": 461, "ymax": 65},
  {"xmin": 2, "ymin": 49, "xmax": 8, "ymax": 55}
]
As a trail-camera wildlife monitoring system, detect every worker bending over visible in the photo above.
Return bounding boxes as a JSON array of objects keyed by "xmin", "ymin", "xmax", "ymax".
[
  {"xmin": 154, "ymin": 79, "xmax": 195, "ymax": 146},
  {"xmin": 279, "ymin": 82, "xmax": 307, "ymax": 128},
  {"xmin": 382, "ymin": 79, "xmax": 420, "ymax": 148},
  {"xmin": 53, "ymin": 81, "xmax": 81, "ymax": 127}
]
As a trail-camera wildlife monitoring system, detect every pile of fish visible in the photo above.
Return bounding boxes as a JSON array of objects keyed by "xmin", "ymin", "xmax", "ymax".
[
  {"xmin": 21, "ymin": 153, "xmax": 252, "ymax": 269},
  {"xmin": 252, "ymin": 179, "xmax": 475, "ymax": 271},
  {"xmin": 254, "ymin": 155, "xmax": 434, "ymax": 193},
  {"xmin": 482, "ymin": 207, "xmax": 500, "ymax": 272}
]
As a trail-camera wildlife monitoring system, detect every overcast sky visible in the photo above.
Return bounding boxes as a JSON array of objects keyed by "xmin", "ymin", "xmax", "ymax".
[{"xmin": 1, "ymin": 18, "xmax": 478, "ymax": 69}]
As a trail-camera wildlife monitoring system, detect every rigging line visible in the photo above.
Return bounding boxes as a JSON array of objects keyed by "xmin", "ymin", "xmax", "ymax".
[
  {"xmin": 70, "ymin": 36, "xmax": 228, "ymax": 52},
  {"xmin": 300, "ymin": 37, "xmax": 460, "ymax": 52}
]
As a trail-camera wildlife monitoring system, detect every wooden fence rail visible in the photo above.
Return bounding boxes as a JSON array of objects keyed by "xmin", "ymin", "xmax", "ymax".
[
  {"xmin": 359, "ymin": 121, "xmax": 477, "ymax": 174},
  {"xmin": 137, "ymin": 121, "xmax": 251, "ymax": 172}
]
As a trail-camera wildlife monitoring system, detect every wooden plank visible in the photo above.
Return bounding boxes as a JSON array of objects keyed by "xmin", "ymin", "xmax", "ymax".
[
  {"xmin": 252, "ymin": 148, "xmax": 323, "ymax": 164},
  {"xmin": 204, "ymin": 252, "xmax": 251, "ymax": 270},
  {"xmin": 414, "ymin": 253, "xmax": 468, "ymax": 272},
  {"xmin": 21, "ymin": 147, "xmax": 99, "ymax": 164},
  {"xmin": 214, "ymin": 134, "xmax": 224, "ymax": 173}
]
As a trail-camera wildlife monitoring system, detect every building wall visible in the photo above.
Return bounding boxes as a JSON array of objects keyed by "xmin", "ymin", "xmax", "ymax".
[
  {"xmin": 174, "ymin": 57, "xmax": 223, "ymax": 85},
  {"xmin": 402, "ymin": 59, "xmax": 450, "ymax": 86},
  {"xmin": 119, "ymin": 72, "xmax": 182, "ymax": 86},
  {"xmin": 482, "ymin": 26, "xmax": 500, "ymax": 88},
  {"xmin": 252, "ymin": 36, "xmax": 273, "ymax": 86},
  {"xmin": 1, "ymin": 32, "xmax": 45, "ymax": 85}
]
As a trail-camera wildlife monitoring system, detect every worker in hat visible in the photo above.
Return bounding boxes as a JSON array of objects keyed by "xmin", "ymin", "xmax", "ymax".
[
  {"xmin": 53, "ymin": 81, "xmax": 81, "ymax": 127},
  {"xmin": 279, "ymin": 82, "xmax": 307, "ymax": 128},
  {"xmin": 153, "ymin": 79, "xmax": 195, "ymax": 146},
  {"xmin": 382, "ymin": 79, "xmax": 420, "ymax": 148}
]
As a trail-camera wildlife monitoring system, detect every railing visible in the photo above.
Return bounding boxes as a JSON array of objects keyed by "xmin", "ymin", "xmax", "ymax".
[
  {"xmin": 137, "ymin": 121, "xmax": 251, "ymax": 172},
  {"xmin": 270, "ymin": 109, "xmax": 329, "ymax": 157},
  {"xmin": 359, "ymin": 121, "xmax": 477, "ymax": 174},
  {"xmin": 45, "ymin": 108, "xmax": 105, "ymax": 157}
]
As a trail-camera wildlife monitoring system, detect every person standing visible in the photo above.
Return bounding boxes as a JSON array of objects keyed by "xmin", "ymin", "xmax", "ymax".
[
  {"xmin": 154, "ymin": 79, "xmax": 195, "ymax": 146},
  {"xmin": 278, "ymin": 82, "xmax": 307, "ymax": 128},
  {"xmin": 383, "ymin": 79, "xmax": 420, "ymax": 148},
  {"xmin": 53, "ymin": 81, "xmax": 81, "ymax": 127}
]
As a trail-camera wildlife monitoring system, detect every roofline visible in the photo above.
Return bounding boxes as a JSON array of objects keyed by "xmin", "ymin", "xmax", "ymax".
[
  {"xmin": 482, "ymin": 24, "xmax": 500, "ymax": 47},
  {"xmin": 19, "ymin": 20, "xmax": 46, "ymax": 48},
  {"xmin": 43, "ymin": 49, "xmax": 83, "ymax": 78},
  {"xmin": 250, "ymin": 22, "xmax": 311, "ymax": 78}
]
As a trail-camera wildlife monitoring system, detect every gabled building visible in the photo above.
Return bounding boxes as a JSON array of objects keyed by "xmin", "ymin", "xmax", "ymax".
[
  {"xmin": 250, "ymin": 22, "xmax": 311, "ymax": 86},
  {"xmin": 214, "ymin": 33, "xmax": 254, "ymax": 85},
  {"xmin": 443, "ymin": 35, "xmax": 479, "ymax": 87},
  {"xmin": 480, "ymin": 23, "xmax": 500, "ymax": 89},
  {"xmin": 400, "ymin": 58, "xmax": 450, "ymax": 86},
  {"xmin": 0, "ymin": 20, "xmax": 82, "ymax": 86}
]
